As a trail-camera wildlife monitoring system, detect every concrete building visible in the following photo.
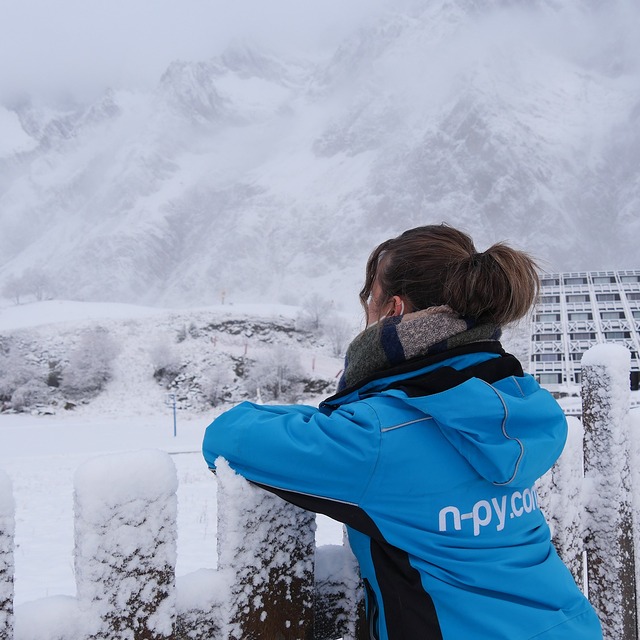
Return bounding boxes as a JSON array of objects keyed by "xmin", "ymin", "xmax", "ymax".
[{"xmin": 530, "ymin": 270, "xmax": 640, "ymax": 392}]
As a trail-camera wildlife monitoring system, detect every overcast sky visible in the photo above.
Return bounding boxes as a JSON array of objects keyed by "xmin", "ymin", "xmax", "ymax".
[{"xmin": 0, "ymin": 0, "xmax": 391, "ymax": 104}]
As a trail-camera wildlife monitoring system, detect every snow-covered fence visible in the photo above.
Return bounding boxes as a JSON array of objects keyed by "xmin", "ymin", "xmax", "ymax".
[
  {"xmin": 313, "ymin": 544, "xmax": 365, "ymax": 639},
  {"xmin": 0, "ymin": 451, "xmax": 363, "ymax": 640},
  {"xmin": 74, "ymin": 450, "xmax": 178, "ymax": 640},
  {"xmin": 540, "ymin": 343, "xmax": 638, "ymax": 639},
  {"xmin": 0, "ymin": 470, "xmax": 14, "ymax": 640},
  {"xmin": 537, "ymin": 418, "xmax": 585, "ymax": 588},
  {"xmin": 214, "ymin": 459, "xmax": 364, "ymax": 639},
  {"xmin": 581, "ymin": 345, "xmax": 637, "ymax": 639},
  {"xmin": 216, "ymin": 459, "xmax": 315, "ymax": 638}
]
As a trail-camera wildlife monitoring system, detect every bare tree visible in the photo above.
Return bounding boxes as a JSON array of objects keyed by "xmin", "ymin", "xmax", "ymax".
[
  {"xmin": 323, "ymin": 315, "xmax": 355, "ymax": 357},
  {"xmin": 1, "ymin": 276, "xmax": 23, "ymax": 305},
  {"xmin": 246, "ymin": 347, "xmax": 304, "ymax": 402}
]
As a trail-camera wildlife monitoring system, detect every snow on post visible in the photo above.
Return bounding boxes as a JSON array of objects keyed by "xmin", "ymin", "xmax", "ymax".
[
  {"xmin": 0, "ymin": 470, "xmax": 14, "ymax": 640},
  {"xmin": 74, "ymin": 450, "xmax": 178, "ymax": 640},
  {"xmin": 581, "ymin": 344, "xmax": 636, "ymax": 638},
  {"xmin": 215, "ymin": 458, "xmax": 315, "ymax": 639},
  {"xmin": 537, "ymin": 417, "xmax": 585, "ymax": 589},
  {"xmin": 174, "ymin": 569, "xmax": 227, "ymax": 640},
  {"xmin": 314, "ymin": 542, "xmax": 366, "ymax": 640}
]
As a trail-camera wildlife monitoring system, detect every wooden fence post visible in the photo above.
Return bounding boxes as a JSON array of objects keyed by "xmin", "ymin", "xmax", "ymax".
[
  {"xmin": 582, "ymin": 344, "xmax": 637, "ymax": 639},
  {"xmin": 74, "ymin": 450, "xmax": 178, "ymax": 640},
  {"xmin": 314, "ymin": 542, "xmax": 366, "ymax": 640},
  {"xmin": 537, "ymin": 418, "xmax": 585, "ymax": 589},
  {"xmin": 216, "ymin": 458, "xmax": 315, "ymax": 639},
  {"xmin": 0, "ymin": 469, "xmax": 14, "ymax": 640}
]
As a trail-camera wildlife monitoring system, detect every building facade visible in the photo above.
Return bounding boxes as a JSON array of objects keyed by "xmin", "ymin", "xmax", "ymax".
[{"xmin": 530, "ymin": 270, "xmax": 640, "ymax": 392}]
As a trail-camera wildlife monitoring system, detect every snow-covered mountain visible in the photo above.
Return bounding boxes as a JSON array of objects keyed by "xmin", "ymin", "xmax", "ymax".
[{"xmin": 1, "ymin": 0, "xmax": 639, "ymax": 308}]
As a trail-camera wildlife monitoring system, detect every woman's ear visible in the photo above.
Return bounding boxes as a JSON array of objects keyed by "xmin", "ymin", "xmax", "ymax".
[{"xmin": 389, "ymin": 296, "xmax": 407, "ymax": 317}]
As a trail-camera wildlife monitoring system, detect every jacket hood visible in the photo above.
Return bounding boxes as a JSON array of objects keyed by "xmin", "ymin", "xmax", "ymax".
[{"xmin": 403, "ymin": 373, "xmax": 567, "ymax": 486}]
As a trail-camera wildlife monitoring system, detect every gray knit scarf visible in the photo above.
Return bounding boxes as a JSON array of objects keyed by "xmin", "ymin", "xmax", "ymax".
[{"xmin": 337, "ymin": 305, "xmax": 501, "ymax": 392}]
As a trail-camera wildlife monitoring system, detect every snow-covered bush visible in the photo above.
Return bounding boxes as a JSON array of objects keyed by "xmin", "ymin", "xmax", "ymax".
[
  {"xmin": 0, "ymin": 347, "xmax": 38, "ymax": 403},
  {"xmin": 10, "ymin": 380, "xmax": 51, "ymax": 412},
  {"xmin": 202, "ymin": 366, "xmax": 232, "ymax": 407},
  {"xmin": 60, "ymin": 327, "xmax": 119, "ymax": 399},
  {"xmin": 245, "ymin": 346, "xmax": 304, "ymax": 402},
  {"xmin": 150, "ymin": 340, "xmax": 182, "ymax": 385}
]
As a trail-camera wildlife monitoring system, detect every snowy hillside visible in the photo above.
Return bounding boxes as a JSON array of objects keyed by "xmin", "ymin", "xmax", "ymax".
[
  {"xmin": 1, "ymin": 0, "xmax": 639, "ymax": 307},
  {"xmin": 0, "ymin": 299, "xmax": 349, "ymax": 417}
]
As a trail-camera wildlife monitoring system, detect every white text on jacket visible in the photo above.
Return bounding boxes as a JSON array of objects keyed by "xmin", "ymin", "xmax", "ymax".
[{"xmin": 438, "ymin": 487, "xmax": 540, "ymax": 536}]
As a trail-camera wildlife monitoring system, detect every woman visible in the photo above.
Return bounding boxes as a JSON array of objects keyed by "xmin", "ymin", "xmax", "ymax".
[{"xmin": 202, "ymin": 224, "xmax": 602, "ymax": 639}]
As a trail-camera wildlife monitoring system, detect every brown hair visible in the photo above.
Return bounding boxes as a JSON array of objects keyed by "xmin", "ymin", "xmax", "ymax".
[{"xmin": 360, "ymin": 224, "xmax": 539, "ymax": 326}]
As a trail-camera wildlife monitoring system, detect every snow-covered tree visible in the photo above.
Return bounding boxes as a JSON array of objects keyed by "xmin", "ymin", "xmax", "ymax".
[
  {"xmin": 203, "ymin": 365, "xmax": 232, "ymax": 407},
  {"xmin": 245, "ymin": 346, "xmax": 304, "ymax": 402},
  {"xmin": 1, "ymin": 276, "xmax": 23, "ymax": 305},
  {"xmin": 61, "ymin": 327, "xmax": 119, "ymax": 399},
  {"xmin": 21, "ymin": 268, "xmax": 53, "ymax": 302},
  {"xmin": 323, "ymin": 315, "xmax": 355, "ymax": 357}
]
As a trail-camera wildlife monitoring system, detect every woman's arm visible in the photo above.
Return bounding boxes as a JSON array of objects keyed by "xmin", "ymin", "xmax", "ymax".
[{"xmin": 202, "ymin": 400, "xmax": 381, "ymax": 511}]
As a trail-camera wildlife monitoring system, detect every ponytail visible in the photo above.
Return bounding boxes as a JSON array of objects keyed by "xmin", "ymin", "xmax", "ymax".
[{"xmin": 444, "ymin": 243, "xmax": 539, "ymax": 326}]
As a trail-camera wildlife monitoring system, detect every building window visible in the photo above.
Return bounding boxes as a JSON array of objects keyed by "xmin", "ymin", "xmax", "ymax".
[
  {"xmin": 569, "ymin": 312, "xmax": 592, "ymax": 321},
  {"xmin": 570, "ymin": 353, "xmax": 584, "ymax": 360},
  {"xmin": 633, "ymin": 311, "xmax": 640, "ymax": 319},
  {"xmin": 567, "ymin": 294, "xmax": 590, "ymax": 303},
  {"xmin": 541, "ymin": 278, "xmax": 559, "ymax": 286},
  {"xmin": 621, "ymin": 275, "xmax": 640, "ymax": 283},
  {"xmin": 565, "ymin": 277, "xmax": 588, "ymax": 285},
  {"xmin": 534, "ymin": 354, "xmax": 562, "ymax": 362},
  {"xmin": 571, "ymin": 332, "xmax": 596, "ymax": 340},
  {"xmin": 540, "ymin": 295, "xmax": 560, "ymax": 304},
  {"xmin": 601, "ymin": 311, "xmax": 625, "ymax": 320},
  {"xmin": 605, "ymin": 332, "xmax": 630, "ymax": 339},
  {"xmin": 596, "ymin": 293, "xmax": 621, "ymax": 302},
  {"xmin": 626, "ymin": 293, "xmax": 640, "ymax": 301},
  {"xmin": 536, "ymin": 313, "xmax": 560, "ymax": 322},
  {"xmin": 593, "ymin": 276, "xmax": 615, "ymax": 284},
  {"xmin": 539, "ymin": 373, "xmax": 562, "ymax": 384},
  {"xmin": 535, "ymin": 333, "xmax": 562, "ymax": 341}
]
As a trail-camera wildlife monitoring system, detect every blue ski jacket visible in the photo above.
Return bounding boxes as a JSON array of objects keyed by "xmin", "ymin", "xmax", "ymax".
[{"xmin": 202, "ymin": 343, "xmax": 602, "ymax": 639}]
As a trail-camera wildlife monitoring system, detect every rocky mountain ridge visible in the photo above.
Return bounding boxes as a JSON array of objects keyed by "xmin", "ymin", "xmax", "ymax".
[{"xmin": 1, "ymin": 0, "xmax": 638, "ymax": 308}]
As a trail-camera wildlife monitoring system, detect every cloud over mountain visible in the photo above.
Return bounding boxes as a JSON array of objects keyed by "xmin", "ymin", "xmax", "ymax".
[{"xmin": 1, "ymin": 0, "xmax": 639, "ymax": 308}]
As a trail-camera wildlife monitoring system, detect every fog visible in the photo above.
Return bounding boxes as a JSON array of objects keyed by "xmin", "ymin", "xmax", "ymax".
[{"xmin": 0, "ymin": 0, "xmax": 392, "ymax": 104}]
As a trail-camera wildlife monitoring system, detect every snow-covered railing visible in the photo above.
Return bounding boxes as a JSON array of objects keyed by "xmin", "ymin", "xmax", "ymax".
[
  {"xmin": 0, "ymin": 450, "xmax": 363, "ymax": 640},
  {"xmin": 540, "ymin": 343, "xmax": 638, "ymax": 640},
  {"xmin": 0, "ymin": 469, "xmax": 14, "ymax": 639}
]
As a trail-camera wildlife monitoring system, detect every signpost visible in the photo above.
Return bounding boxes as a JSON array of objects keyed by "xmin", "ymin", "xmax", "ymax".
[{"xmin": 165, "ymin": 393, "xmax": 177, "ymax": 438}]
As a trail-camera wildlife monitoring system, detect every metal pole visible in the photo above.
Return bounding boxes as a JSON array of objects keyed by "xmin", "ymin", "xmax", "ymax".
[
  {"xmin": 165, "ymin": 394, "xmax": 177, "ymax": 438},
  {"xmin": 173, "ymin": 396, "xmax": 177, "ymax": 438}
]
